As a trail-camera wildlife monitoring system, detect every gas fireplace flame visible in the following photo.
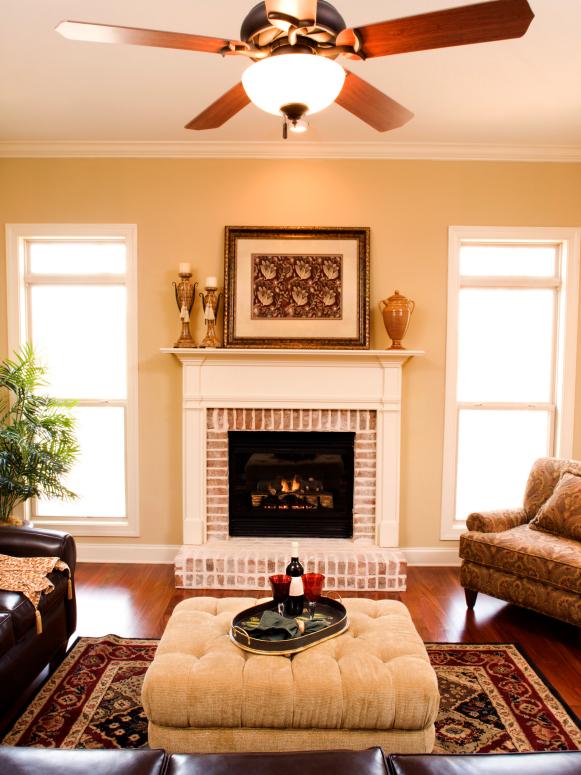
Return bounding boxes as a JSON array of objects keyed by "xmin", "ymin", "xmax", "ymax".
[
  {"xmin": 251, "ymin": 472, "xmax": 334, "ymax": 511},
  {"xmin": 281, "ymin": 476, "xmax": 301, "ymax": 493}
]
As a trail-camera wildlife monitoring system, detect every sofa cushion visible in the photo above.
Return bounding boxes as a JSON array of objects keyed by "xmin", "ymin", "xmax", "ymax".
[
  {"xmin": 460, "ymin": 524, "xmax": 581, "ymax": 595},
  {"xmin": 0, "ymin": 748, "xmax": 167, "ymax": 775},
  {"xmin": 0, "ymin": 571, "xmax": 68, "ymax": 640},
  {"xmin": 390, "ymin": 752, "xmax": 581, "ymax": 775},
  {"xmin": 530, "ymin": 471, "xmax": 581, "ymax": 541},
  {"xmin": 169, "ymin": 748, "xmax": 389, "ymax": 775},
  {"xmin": 523, "ymin": 457, "xmax": 581, "ymax": 518}
]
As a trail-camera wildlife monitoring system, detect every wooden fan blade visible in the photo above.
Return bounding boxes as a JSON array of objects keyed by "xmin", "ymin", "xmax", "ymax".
[
  {"xmin": 336, "ymin": 0, "xmax": 534, "ymax": 59},
  {"xmin": 335, "ymin": 71, "xmax": 413, "ymax": 132},
  {"xmin": 186, "ymin": 83, "xmax": 250, "ymax": 130},
  {"xmin": 56, "ymin": 20, "xmax": 243, "ymax": 55}
]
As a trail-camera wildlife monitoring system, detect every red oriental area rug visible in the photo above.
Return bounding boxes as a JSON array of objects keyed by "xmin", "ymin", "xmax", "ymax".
[
  {"xmin": 428, "ymin": 643, "xmax": 581, "ymax": 753},
  {"xmin": 2, "ymin": 637, "xmax": 580, "ymax": 752}
]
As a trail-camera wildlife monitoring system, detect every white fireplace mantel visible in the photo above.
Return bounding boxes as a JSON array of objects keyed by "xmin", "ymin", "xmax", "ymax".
[{"xmin": 163, "ymin": 348, "xmax": 423, "ymax": 548}]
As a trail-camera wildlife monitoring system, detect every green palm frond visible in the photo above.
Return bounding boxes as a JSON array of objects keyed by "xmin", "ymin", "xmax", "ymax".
[{"xmin": 0, "ymin": 344, "xmax": 79, "ymax": 522}]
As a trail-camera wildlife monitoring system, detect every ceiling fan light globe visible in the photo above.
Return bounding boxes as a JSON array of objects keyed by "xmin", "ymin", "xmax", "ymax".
[{"xmin": 241, "ymin": 53, "xmax": 345, "ymax": 116}]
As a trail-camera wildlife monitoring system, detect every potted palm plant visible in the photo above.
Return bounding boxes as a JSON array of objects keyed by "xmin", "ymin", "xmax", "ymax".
[{"xmin": 0, "ymin": 344, "xmax": 79, "ymax": 524}]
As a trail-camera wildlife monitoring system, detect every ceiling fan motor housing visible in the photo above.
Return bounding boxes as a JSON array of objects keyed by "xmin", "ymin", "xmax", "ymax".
[{"xmin": 240, "ymin": 0, "xmax": 346, "ymax": 47}]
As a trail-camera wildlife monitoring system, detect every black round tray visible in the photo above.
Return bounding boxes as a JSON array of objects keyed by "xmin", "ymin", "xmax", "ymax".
[{"xmin": 230, "ymin": 596, "xmax": 349, "ymax": 656}]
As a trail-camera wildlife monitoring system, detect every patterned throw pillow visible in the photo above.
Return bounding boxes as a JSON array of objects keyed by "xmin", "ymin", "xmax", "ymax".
[{"xmin": 530, "ymin": 471, "xmax": 581, "ymax": 541}]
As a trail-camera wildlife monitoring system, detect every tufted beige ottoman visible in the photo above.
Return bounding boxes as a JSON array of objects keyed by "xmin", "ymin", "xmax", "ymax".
[{"xmin": 141, "ymin": 597, "xmax": 439, "ymax": 754}]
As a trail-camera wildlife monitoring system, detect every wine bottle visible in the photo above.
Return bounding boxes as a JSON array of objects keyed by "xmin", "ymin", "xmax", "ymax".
[{"xmin": 285, "ymin": 541, "xmax": 305, "ymax": 617}]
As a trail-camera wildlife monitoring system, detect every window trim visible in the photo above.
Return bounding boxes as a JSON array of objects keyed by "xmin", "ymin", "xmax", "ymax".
[
  {"xmin": 441, "ymin": 226, "xmax": 580, "ymax": 541},
  {"xmin": 5, "ymin": 223, "xmax": 139, "ymax": 537}
]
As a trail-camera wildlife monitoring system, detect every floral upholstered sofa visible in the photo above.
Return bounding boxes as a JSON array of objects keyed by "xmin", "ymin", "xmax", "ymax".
[{"xmin": 460, "ymin": 457, "xmax": 581, "ymax": 627}]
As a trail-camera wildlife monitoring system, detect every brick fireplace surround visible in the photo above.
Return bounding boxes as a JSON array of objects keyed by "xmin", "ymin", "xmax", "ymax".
[{"xmin": 163, "ymin": 348, "xmax": 422, "ymax": 592}]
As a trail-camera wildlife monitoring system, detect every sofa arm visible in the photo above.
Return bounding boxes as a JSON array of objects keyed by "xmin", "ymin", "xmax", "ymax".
[
  {"xmin": 0, "ymin": 525, "xmax": 76, "ymax": 574},
  {"xmin": 465, "ymin": 508, "xmax": 530, "ymax": 533}
]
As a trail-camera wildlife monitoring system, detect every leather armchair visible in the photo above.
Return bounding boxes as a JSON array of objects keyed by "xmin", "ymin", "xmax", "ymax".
[{"xmin": 0, "ymin": 525, "xmax": 76, "ymax": 717}]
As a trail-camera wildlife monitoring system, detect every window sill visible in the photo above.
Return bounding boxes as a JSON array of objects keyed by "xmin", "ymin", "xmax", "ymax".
[
  {"xmin": 440, "ymin": 521, "xmax": 468, "ymax": 541},
  {"xmin": 31, "ymin": 518, "xmax": 139, "ymax": 537}
]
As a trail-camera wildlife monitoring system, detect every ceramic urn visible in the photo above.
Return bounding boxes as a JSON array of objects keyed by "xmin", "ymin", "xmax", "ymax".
[{"xmin": 379, "ymin": 290, "xmax": 415, "ymax": 350}]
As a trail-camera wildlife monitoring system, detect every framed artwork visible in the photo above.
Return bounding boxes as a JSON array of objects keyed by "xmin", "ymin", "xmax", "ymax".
[{"xmin": 224, "ymin": 226, "xmax": 370, "ymax": 349}]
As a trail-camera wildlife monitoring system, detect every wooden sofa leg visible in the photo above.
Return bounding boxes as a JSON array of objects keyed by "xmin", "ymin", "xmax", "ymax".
[{"xmin": 465, "ymin": 589, "xmax": 478, "ymax": 609}]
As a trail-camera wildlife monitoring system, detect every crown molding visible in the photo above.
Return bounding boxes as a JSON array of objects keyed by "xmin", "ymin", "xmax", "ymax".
[{"xmin": 1, "ymin": 140, "xmax": 581, "ymax": 162}]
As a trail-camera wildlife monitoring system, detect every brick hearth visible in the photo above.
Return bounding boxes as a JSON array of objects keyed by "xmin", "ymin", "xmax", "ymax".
[{"xmin": 175, "ymin": 539, "xmax": 407, "ymax": 592}]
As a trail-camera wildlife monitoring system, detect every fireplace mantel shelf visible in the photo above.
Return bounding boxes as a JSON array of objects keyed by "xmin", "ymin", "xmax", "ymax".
[{"xmin": 162, "ymin": 347, "xmax": 424, "ymax": 365}]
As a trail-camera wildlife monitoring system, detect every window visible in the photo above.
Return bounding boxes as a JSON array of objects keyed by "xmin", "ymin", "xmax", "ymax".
[
  {"xmin": 441, "ymin": 227, "xmax": 580, "ymax": 540},
  {"xmin": 5, "ymin": 224, "xmax": 138, "ymax": 536}
]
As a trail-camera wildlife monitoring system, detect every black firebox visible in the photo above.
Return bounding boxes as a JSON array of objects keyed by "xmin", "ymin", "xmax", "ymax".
[{"xmin": 228, "ymin": 431, "xmax": 354, "ymax": 538}]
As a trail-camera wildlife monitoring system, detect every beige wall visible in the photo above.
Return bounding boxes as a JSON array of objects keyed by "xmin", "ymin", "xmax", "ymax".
[{"xmin": 1, "ymin": 158, "xmax": 581, "ymax": 550}]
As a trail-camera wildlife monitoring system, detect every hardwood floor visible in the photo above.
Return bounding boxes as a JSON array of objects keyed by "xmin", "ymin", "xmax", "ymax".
[{"xmin": 73, "ymin": 563, "xmax": 581, "ymax": 718}]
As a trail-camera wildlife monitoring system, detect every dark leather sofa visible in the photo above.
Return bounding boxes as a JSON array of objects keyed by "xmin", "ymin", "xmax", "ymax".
[
  {"xmin": 0, "ymin": 525, "xmax": 76, "ymax": 717},
  {"xmin": 1, "ymin": 747, "xmax": 580, "ymax": 774}
]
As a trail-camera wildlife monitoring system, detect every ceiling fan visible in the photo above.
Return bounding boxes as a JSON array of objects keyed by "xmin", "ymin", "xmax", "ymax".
[{"xmin": 56, "ymin": 0, "xmax": 534, "ymax": 138}]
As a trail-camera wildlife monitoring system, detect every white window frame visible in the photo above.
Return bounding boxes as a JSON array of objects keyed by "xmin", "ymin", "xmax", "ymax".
[
  {"xmin": 5, "ymin": 223, "xmax": 139, "ymax": 537},
  {"xmin": 441, "ymin": 226, "xmax": 580, "ymax": 540}
]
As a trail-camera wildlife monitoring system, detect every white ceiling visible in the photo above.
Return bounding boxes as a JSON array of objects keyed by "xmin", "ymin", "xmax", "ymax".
[{"xmin": 1, "ymin": 0, "xmax": 581, "ymax": 155}]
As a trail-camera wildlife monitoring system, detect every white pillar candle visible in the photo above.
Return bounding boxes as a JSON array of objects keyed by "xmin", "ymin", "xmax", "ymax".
[
  {"xmin": 205, "ymin": 276, "xmax": 218, "ymax": 287},
  {"xmin": 179, "ymin": 262, "xmax": 191, "ymax": 275}
]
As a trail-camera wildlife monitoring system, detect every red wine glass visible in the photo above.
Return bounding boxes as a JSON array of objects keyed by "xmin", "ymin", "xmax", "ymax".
[
  {"xmin": 269, "ymin": 574, "xmax": 291, "ymax": 617},
  {"xmin": 303, "ymin": 573, "xmax": 325, "ymax": 619}
]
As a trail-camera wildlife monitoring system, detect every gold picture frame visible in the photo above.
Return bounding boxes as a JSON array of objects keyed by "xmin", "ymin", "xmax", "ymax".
[{"xmin": 224, "ymin": 226, "xmax": 370, "ymax": 349}]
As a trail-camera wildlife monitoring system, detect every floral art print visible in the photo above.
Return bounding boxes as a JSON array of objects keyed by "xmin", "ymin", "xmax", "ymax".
[{"xmin": 252, "ymin": 253, "xmax": 343, "ymax": 320}]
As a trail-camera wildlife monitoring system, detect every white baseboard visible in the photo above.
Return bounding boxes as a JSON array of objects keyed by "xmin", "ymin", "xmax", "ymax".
[
  {"xmin": 402, "ymin": 547, "xmax": 461, "ymax": 566},
  {"xmin": 77, "ymin": 543, "xmax": 460, "ymax": 566},
  {"xmin": 76, "ymin": 543, "xmax": 180, "ymax": 564}
]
